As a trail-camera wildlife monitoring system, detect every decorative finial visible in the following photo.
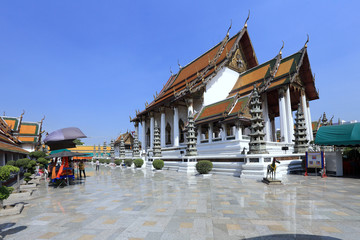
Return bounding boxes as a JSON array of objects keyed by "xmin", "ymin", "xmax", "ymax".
[
  {"xmin": 279, "ymin": 40, "xmax": 284, "ymax": 55},
  {"xmin": 244, "ymin": 10, "xmax": 250, "ymax": 28},
  {"xmin": 227, "ymin": 19, "xmax": 232, "ymax": 37},
  {"xmin": 304, "ymin": 34, "xmax": 309, "ymax": 48},
  {"xmin": 170, "ymin": 67, "xmax": 173, "ymax": 75},
  {"xmin": 177, "ymin": 60, "xmax": 182, "ymax": 69},
  {"xmin": 3, "ymin": 111, "xmax": 5, "ymax": 116}
]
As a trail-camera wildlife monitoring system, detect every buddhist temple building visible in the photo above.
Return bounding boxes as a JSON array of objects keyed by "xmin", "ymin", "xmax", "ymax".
[
  {"xmin": 130, "ymin": 19, "xmax": 319, "ymax": 178},
  {"xmin": 1, "ymin": 114, "xmax": 45, "ymax": 152},
  {"xmin": 0, "ymin": 117, "xmax": 29, "ymax": 166}
]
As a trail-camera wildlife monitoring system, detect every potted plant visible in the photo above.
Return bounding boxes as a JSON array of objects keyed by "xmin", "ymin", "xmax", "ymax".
[
  {"xmin": 124, "ymin": 159, "xmax": 133, "ymax": 167},
  {"xmin": 196, "ymin": 160, "xmax": 213, "ymax": 177},
  {"xmin": 152, "ymin": 159, "xmax": 164, "ymax": 170},
  {"xmin": 133, "ymin": 159, "xmax": 144, "ymax": 168}
]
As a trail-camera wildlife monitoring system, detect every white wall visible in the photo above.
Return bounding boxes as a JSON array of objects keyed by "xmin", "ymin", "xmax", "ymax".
[{"xmin": 203, "ymin": 67, "xmax": 239, "ymax": 106}]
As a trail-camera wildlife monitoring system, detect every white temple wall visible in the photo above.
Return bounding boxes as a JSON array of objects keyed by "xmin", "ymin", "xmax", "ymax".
[
  {"xmin": 203, "ymin": 67, "xmax": 239, "ymax": 106},
  {"xmin": 21, "ymin": 143, "xmax": 35, "ymax": 152}
]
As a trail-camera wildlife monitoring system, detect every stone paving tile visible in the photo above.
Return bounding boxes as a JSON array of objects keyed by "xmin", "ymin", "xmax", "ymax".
[{"xmin": 1, "ymin": 165, "xmax": 360, "ymax": 239}]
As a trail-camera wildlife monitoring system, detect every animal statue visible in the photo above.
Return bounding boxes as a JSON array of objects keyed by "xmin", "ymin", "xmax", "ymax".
[{"xmin": 266, "ymin": 159, "xmax": 280, "ymax": 179}]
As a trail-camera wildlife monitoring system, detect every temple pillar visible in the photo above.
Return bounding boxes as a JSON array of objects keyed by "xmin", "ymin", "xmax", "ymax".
[
  {"xmin": 301, "ymin": 92, "xmax": 310, "ymax": 142},
  {"xmin": 141, "ymin": 119, "xmax": 146, "ymax": 150},
  {"xmin": 173, "ymin": 107, "xmax": 179, "ymax": 147},
  {"xmin": 208, "ymin": 123, "xmax": 213, "ymax": 143},
  {"xmin": 150, "ymin": 113, "xmax": 154, "ymax": 149},
  {"xmin": 278, "ymin": 88, "xmax": 288, "ymax": 143},
  {"xmin": 262, "ymin": 93, "xmax": 271, "ymax": 142},
  {"xmin": 285, "ymin": 86, "xmax": 294, "ymax": 143},
  {"xmin": 306, "ymin": 101, "xmax": 314, "ymax": 141},
  {"xmin": 236, "ymin": 123, "xmax": 242, "ymax": 140},
  {"xmin": 160, "ymin": 109, "xmax": 166, "ymax": 147}
]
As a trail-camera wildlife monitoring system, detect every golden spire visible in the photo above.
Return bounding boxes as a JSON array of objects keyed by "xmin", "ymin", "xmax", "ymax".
[{"xmin": 244, "ymin": 10, "xmax": 250, "ymax": 28}]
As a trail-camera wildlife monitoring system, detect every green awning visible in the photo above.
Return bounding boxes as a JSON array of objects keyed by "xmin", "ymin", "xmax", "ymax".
[{"xmin": 315, "ymin": 123, "xmax": 360, "ymax": 146}]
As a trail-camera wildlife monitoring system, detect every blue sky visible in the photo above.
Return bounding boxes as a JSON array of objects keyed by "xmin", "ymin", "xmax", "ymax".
[{"xmin": 1, "ymin": 1, "xmax": 359, "ymax": 146}]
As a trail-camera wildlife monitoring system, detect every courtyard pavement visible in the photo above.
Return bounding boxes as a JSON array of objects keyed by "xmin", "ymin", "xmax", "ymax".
[{"xmin": 1, "ymin": 164, "xmax": 360, "ymax": 240}]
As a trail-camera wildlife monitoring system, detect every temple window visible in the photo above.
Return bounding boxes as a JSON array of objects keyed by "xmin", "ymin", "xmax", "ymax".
[
  {"xmin": 166, "ymin": 123, "xmax": 172, "ymax": 145},
  {"xmin": 213, "ymin": 122, "xmax": 222, "ymax": 141},
  {"xmin": 226, "ymin": 123, "xmax": 236, "ymax": 140},
  {"xmin": 200, "ymin": 125, "xmax": 208, "ymax": 143}
]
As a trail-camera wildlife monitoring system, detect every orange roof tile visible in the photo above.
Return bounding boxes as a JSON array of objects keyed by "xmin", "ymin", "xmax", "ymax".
[
  {"xmin": 0, "ymin": 141, "xmax": 28, "ymax": 154},
  {"xmin": 18, "ymin": 136, "xmax": 37, "ymax": 143}
]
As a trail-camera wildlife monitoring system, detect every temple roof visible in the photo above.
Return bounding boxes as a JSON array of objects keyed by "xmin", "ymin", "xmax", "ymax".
[
  {"xmin": 0, "ymin": 141, "xmax": 29, "ymax": 154},
  {"xmin": 228, "ymin": 47, "xmax": 319, "ymax": 101},
  {"xmin": 134, "ymin": 26, "xmax": 258, "ymax": 120},
  {"xmin": 195, "ymin": 95, "xmax": 251, "ymax": 124},
  {"xmin": 0, "ymin": 117, "xmax": 29, "ymax": 154},
  {"xmin": 1, "ymin": 116, "xmax": 43, "ymax": 143},
  {"xmin": 115, "ymin": 132, "xmax": 134, "ymax": 145}
]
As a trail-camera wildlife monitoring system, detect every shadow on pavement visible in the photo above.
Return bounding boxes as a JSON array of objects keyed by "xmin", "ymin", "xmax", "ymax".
[{"xmin": 0, "ymin": 222, "xmax": 27, "ymax": 239}]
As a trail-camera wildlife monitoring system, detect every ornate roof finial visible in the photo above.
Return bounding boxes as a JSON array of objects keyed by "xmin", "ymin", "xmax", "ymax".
[
  {"xmin": 226, "ymin": 19, "xmax": 232, "ymax": 37},
  {"xmin": 279, "ymin": 40, "xmax": 284, "ymax": 55},
  {"xmin": 170, "ymin": 67, "xmax": 173, "ymax": 75},
  {"xmin": 177, "ymin": 60, "xmax": 182, "ymax": 69},
  {"xmin": 244, "ymin": 10, "xmax": 250, "ymax": 28},
  {"xmin": 304, "ymin": 34, "xmax": 309, "ymax": 48}
]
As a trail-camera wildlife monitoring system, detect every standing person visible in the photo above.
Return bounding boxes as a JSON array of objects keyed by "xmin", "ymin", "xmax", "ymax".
[
  {"xmin": 95, "ymin": 159, "xmax": 100, "ymax": 171},
  {"xmin": 79, "ymin": 160, "xmax": 86, "ymax": 178}
]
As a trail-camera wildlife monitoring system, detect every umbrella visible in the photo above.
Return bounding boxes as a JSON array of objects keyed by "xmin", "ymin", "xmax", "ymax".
[
  {"xmin": 49, "ymin": 150, "xmax": 89, "ymax": 158},
  {"xmin": 44, "ymin": 127, "xmax": 87, "ymax": 142},
  {"xmin": 44, "ymin": 127, "xmax": 87, "ymax": 151}
]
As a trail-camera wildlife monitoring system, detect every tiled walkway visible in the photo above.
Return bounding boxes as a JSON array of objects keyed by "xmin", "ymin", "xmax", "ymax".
[{"xmin": 1, "ymin": 164, "xmax": 360, "ymax": 240}]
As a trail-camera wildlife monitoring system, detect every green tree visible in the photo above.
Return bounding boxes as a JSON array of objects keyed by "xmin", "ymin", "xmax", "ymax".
[
  {"xmin": 29, "ymin": 151, "xmax": 46, "ymax": 160},
  {"xmin": 73, "ymin": 139, "xmax": 84, "ymax": 145}
]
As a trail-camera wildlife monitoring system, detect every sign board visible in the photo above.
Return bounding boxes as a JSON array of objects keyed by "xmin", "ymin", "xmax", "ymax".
[{"xmin": 306, "ymin": 152, "xmax": 324, "ymax": 169}]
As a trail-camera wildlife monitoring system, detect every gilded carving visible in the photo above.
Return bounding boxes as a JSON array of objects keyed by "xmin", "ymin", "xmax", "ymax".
[{"xmin": 228, "ymin": 48, "xmax": 247, "ymax": 73}]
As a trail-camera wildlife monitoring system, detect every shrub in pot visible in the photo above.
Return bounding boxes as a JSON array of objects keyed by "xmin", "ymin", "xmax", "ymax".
[
  {"xmin": 105, "ymin": 159, "xmax": 111, "ymax": 164},
  {"xmin": 152, "ymin": 159, "xmax": 164, "ymax": 170},
  {"xmin": 0, "ymin": 165, "xmax": 19, "ymax": 208},
  {"xmin": 114, "ymin": 159, "xmax": 122, "ymax": 166},
  {"xmin": 6, "ymin": 160, "xmax": 16, "ymax": 166},
  {"xmin": 24, "ymin": 173, "xmax": 32, "ymax": 184},
  {"xmin": 133, "ymin": 159, "xmax": 144, "ymax": 168},
  {"xmin": 37, "ymin": 157, "xmax": 48, "ymax": 168},
  {"xmin": 16, "ymin": 158, "xmax": 30, "ymax": 169},
  {"xmin": 196, "ymin": 160, "xmax": 213, "ymax": 174},
  {"xmin": 124, "ymin": 159, "xmax": 133, "ymax": 167}
]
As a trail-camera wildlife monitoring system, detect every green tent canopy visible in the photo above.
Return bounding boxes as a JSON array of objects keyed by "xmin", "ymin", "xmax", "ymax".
[{"xmin": 314, "ymin": 123, "xmax": 360, "ymax": 146}]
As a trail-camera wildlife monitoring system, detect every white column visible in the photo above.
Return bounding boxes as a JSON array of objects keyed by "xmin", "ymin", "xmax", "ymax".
[
  {"xmin": 236, "ymin": 124, "xmax": 243, "ymax": 140},
  {"xmin": 301, "ymin": 93, "xmax": 311, "ymax": 142},
  {"xmin": 197, "ymin": 126, "xmax": 201, "ymax": 144},
  {"xmin": 160, "ymin": 111, "xmax": 166, "ymax": 147},
  {"xmin": 285, "ymin": 87, "xmax": 294, "ymax": 143},
  {"xmin": 141, "ymin": 119, "xmax": 146, "ymax": 150},
  {"xmin": 279, "ymin": 89, "xmax": 288, "ymax": 143},
  {"xmin": 173, "ymin": 107, "xmax": 179, "ymax": 147},
  {"xmin": 208, "ymin": 123, "xmax": 213, "ymax": 143},
  {"xmin": 306, "ymin": 101, "xmax": 314, "ymax": 141},
  {"xmin": 262, "ymin": 94, "xmax": 271, "ymax": 142},
  {"xmin": 150, "ymin": 113, "xmax": 154, "ymax": 149}
]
